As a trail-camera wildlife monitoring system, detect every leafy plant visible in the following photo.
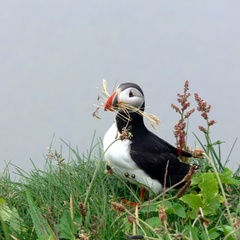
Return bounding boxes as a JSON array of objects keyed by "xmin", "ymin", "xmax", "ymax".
[{"xmin": 0, "ymin": 197, "xmax": 25, "ymax": 239}]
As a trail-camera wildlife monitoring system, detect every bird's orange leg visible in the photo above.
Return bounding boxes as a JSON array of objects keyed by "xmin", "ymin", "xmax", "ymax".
[
  {"xmin": 121, "ymin": 187, "xmax": 146, "ymax": 207},
  {"xmin": 140, "ymin": 187, "xmax": 146, "ymax": 201}
]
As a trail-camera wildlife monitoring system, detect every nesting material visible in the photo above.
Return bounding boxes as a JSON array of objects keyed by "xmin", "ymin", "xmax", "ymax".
[{"xmin": 97, "ymin": 79, "xmax": 160, "ymax": 130}]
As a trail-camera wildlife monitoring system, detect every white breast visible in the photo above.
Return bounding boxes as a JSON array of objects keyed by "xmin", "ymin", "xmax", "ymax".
[{"xmin": 103, "ymin": 123, "xmax": 162, "ymax": 194}]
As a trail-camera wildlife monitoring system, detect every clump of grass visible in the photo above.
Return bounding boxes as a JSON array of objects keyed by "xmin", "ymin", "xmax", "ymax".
[
  {"xmin": 1, "ymin": 81, "xmax": 240, "ymax": 240},
  {"xmin": 0, "ymin": 141, "xmax": 139, "ymax": 239}
]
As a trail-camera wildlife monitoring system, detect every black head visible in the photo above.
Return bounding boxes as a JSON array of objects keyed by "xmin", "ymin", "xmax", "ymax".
[{"xmin": 104, "ymin": 82, "xmax": 145, "ymax": 112}]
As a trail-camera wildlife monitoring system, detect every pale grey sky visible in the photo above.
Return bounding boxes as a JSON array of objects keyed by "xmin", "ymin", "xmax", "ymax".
[{"xmin": 1, "ymin": 1, "xmax": 239, "ymax": 176}]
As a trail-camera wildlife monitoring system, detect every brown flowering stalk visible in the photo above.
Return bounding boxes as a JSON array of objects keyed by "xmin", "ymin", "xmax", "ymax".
[
  {"xmin": 177, "ymin": 164, "xmax": 199, "ymax": 198},
  {"xmin": 79, "ymin": 202, "xmax": 87, "ymax": 217},
  {"xmin": 111, "ymin": 202, "xmax": 126, "ymax": 214},
  {"xmin": 159, "ymin": 206, "xmax": 168, "ymax": 222},
  {"xmin": 194, "ymin": 93, "xmax": 224, "ymax": 171},
  {"xmin": 171, "ymin": 80, "xmax": 195, "ymax": 155},
  {"xmin": 194, "ymin": 93, "xmax": 216, "ymax": 134}
]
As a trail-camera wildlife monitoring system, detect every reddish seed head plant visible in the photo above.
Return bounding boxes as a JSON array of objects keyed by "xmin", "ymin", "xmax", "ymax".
[
  {"xmin": 171, "ymin": 80, "xmax": 195, "ymax": 155},
  {"xmin": 172, "ymin": 81, "xmax": 218, "ymax": 167},
  {"xmin": 194, "ymin": 92, "xmax": 216, "ymax": 133}
]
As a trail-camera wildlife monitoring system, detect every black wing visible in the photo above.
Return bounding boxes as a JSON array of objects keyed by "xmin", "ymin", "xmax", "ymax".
[{"xmin": 130, "ymin": 131, "xmax": 191, "ymax": 188}]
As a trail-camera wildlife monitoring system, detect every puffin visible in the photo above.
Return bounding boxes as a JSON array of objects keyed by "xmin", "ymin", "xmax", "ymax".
[{"xmin": 103, "ymin": 82, "xmax": 192, "ymax": 194}]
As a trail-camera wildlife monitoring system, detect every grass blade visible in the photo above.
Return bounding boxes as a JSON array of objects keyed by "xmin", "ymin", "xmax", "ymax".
[{"xmin": 25, "ymin": 188, "xmax": 55, "ymax": 239}]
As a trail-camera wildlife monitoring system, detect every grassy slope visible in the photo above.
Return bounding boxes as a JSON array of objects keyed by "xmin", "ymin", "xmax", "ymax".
[
  {"xmin": 0, "ymin": 138, "xmax": 239, "ymax": 240},
  {"xmin": 1, "ymin": 82, "xmax": 240, "ymax": 239}
]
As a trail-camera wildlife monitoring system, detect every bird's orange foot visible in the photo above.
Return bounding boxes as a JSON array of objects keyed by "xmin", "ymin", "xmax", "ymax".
[{"xmin": 121, "ymin": 187, "xmax": 147, "ymax": 207}]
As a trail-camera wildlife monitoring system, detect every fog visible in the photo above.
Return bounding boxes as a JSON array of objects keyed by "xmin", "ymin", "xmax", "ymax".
[{"xmin": 1, "ymin": 1, "xmax": 239, "ymax": 177}]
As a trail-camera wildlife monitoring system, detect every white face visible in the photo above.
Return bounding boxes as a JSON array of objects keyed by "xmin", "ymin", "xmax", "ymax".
[{"xmin": 118, "ymin": 87, "xmax": 145, "ymax": 111}]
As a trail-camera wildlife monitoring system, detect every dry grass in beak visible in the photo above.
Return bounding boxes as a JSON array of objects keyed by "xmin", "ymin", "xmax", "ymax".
[
  {"xmin": 93, "ymin": 79, "xmax": 111, "ymax": 119},
  {"xmin": 117, "ymin": 102, "xmax": 160, "ymax": 130},
  {"xmin": 145, "ymin": 113, "xmax": 161, "ymax": 130},
  {"xmin": 102, "ymin": 79, "xmax": 111, "ymax": 97},
  {"xmin": 92, "ymin": 106, "xmax": 101, "ymax": 119},
  {"xmin": 93, "ymin": 79, "xmax": 160, "ymax": 130}
]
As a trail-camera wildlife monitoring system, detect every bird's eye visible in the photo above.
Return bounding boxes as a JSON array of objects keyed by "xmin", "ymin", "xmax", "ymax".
[{"xmin": 129, "ymin": 90, "xmax": 134, "ymax": 97}]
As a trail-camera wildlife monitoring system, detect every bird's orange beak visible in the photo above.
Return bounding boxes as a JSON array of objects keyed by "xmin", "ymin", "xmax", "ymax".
[{"xmin": 104, "ymin": 90, "xmax": 119, "ymax": 111}]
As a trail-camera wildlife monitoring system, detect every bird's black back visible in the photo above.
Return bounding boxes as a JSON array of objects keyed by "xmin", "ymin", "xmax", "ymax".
[{"xmin": 116, "ymin": 111, "xmax": 191, "ymax": 188}]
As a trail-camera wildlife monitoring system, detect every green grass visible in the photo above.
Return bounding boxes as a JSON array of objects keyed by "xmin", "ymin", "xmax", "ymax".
[
  {"xmin": 0, "ymin": 140, "xmax": 145, "ymax": 240},
  {"xmin": 0, "ymin": 135, "xmax": 239, "ymax": 240},
  {"xmin": 1, "ymin": 82, "xmax": 240, "ymax": 239}
]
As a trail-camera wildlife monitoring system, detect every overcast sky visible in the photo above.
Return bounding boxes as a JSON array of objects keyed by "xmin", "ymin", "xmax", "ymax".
[{"xmin": 1, "ymin": 1, "xmax": 240, "ymax": 177}]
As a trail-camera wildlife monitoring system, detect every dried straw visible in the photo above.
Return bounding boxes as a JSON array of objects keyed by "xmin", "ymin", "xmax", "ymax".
[{"xmin": 95, "ymin": 79, "xmax": 160, "ymax": 130}]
